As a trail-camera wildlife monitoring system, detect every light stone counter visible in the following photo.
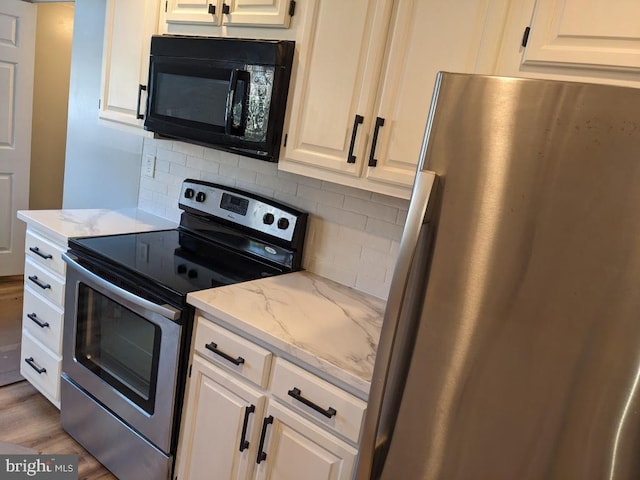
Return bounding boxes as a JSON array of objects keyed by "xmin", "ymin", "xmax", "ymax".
[
  {"xmin": 187, "ymin": 271, "xmax": 385, "ymax": 398},
  {"xmin": 17, "ymin": 208, "xmax": 177, "ymax": 244}
]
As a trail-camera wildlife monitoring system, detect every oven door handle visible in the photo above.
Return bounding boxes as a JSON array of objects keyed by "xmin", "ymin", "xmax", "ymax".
[{"xmin": 62, "ymin": 252, "xmax": 181, "ymax": 322}]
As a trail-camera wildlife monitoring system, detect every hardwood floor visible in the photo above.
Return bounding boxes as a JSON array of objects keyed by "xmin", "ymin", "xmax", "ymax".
[
  {"xmin": 0, "ymin": 380, "xmax": 116, "ymax": 479},
  {"xmin": 0, "ymin": 277, "xmax": 116, "ymax": 479},
  {"xmin": 0, "ymin": 275, "xmax": 23, "ymax": 386}
]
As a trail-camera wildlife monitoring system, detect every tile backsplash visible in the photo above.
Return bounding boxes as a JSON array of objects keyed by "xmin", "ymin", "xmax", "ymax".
[{"xmin": 138, "ymin": 137, "xmax": 409, "ymax": 300}]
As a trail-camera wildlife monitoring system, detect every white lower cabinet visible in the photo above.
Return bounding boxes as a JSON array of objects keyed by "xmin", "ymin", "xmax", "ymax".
[
  {"xmin": 176, "ymin": 356, "xmax": 267, "ymax": 480},
  {"xmin": 176, "ymin": 315, "xmax": 365, "ymax": 480},
  {"xmin": 254, "ymin": 400, "xmax": 357, "ymax": 480},
  {"xmin": 20, "ymin": 227, "xmax": 67, "ymax": 408}
]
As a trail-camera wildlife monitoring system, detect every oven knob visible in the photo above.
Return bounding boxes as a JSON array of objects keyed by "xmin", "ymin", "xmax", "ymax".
[
  {"xmin": 184, "ymin": 188, "xmax": 195, "ymax": 199},
  {"xmin": 188, "ymin": 269, "xmax": 198, "ymax": 279},
  {"xmin": 195, "ymin": 191, "xmax": 206, "ymax": 202},
  {"xmin": 277, "ymin": 217, "xmax": 290, "ymax": 230},
  {"xmin": 263, "ymin": 213, "xmax": 275, "ymax": 225},
  {"xmin": 177, "ymin": 264, "xmax": 187, "ymax": 274}
]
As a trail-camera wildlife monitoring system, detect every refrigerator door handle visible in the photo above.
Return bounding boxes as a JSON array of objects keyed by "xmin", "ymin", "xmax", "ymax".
[{"xmin": 357, "ymin": 169, "xmax": 438, "ymax": 480}]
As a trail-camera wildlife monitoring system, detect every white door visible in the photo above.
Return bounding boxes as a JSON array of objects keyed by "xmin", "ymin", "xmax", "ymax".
[{"xmin": 0, "ymin": 0, "xmax": 36, "ymax": 276}]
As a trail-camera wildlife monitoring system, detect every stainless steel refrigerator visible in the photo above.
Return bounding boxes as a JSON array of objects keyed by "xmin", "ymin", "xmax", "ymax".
[{"xmin": 356, "ymin": 72, "xmax": 640, "ymax": 480}]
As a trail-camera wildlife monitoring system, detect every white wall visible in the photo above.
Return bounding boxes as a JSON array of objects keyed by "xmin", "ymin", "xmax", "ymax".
[
  {"xmin": 138, "ymin": 138, "xmax": 409, "ymax": 299},
  {"xmin": 62, "ymin": 0, "xmax": 142, "ymax": 209}
]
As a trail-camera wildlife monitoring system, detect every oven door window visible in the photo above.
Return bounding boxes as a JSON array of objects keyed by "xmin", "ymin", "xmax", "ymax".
[{"xmin": 76, "ymin": 283, "xmax": 161, "ymax": 414}]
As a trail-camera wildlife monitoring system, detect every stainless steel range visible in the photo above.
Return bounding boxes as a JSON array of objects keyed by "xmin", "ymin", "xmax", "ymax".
[{"xmin": 61, "ymin": 179, "xmax": 307, "ymax": 479}]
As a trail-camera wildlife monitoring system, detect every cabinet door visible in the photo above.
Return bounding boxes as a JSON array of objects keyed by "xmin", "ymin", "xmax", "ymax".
[
  {"xmin": 523, "ymin": 0, "xmax": 640, "ymax": 71},
  {"xmin": 176, "ymin": 356, "xmax": 266, "ymax": 480},
  {"xmin": 164, "ymin": 0, "xmax": 222, "ymax": 25},
  {"xmin": 254, "ymin": 400, "xmax": 357, "ymax": 480},
  {"xmin": 223, "ymin": 0, "xmax": 293, "ymax": 27},
  {"xmin": 99, "ymin": 0, "xmax": 159, "ymax": 129},
  {"xmin": 281, "ymin": 0, "xmax": 393, "ymax": 178},
  {"xmin": 365, "ymin": 0, "xmax": 502, "ymax": 193}
]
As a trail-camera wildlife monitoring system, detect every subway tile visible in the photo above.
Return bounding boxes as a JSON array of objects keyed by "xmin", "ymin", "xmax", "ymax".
[
  {"xmin": 321, "ymin": 181, "xmax": 372, "ymax": 200},
  {"xmin": 173, "ymin": 141, "xmax": 205, "ymax": 158},
  {"xmin": 256, "ymin": 173, "xmax": 298, "ymax": 196},
  {"xmin": 277, "ymin": 170, "xmax": 323, "ymax": 189},
  {"xmin": 371, "ymin": 192, "xmax": 410, "ymax": 209},
  {"xmin": 236, "ymin": 180, "xmax": 274, "ymax": 198},
  {"xmin": 354, "ymin": 275, "xmax": 389, "ymax": 300},
  {"xmin": 219, "ymin": 164, "xmax": 258, "ymax": 185},
  {"xmin": 396, "ymin": 209, "xmax": 408, "ymax": 226},
  {"xmin": 168, "ymin": 163, "xmax": 202, "ymax": 181},
  {"xmin": 156, "ymin": 147, "xmax": 187, "ymax": 166},
  {"xmin": 365, "ymin": 217, "xmax": 404, "ymax": 242},
  {"xmin": 273, "ymin": 191, "xmax": 317, "ymax": 214},
  {"xmin": 297, "ymin": 184, "xmax": 344, "ymax": 208},
  {"xmin": 140, "ymin": 177, "xmax": 168, "ymax": 194},
  {"xmin": 343, "ymin": 196, "xmax": 398, "ymax": 223},
  {"xmin": 315, "ymin": 205, "xmax": 367, "ymax": 230},
  {"xmin": 238, "ymin": 156, "xmax": 278, "ymax": 175},
  {"xmin": 338, "ymin": 225, "xmax": 392, "ymax": 253},
  {"xmin": 204, "ymin": 148, "xmax": 239, "ymax": 166}
]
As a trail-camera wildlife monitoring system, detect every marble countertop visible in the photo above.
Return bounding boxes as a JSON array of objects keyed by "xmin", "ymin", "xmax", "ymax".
[
  {"xmin": 17, "ymin": 208, "xmax": 177, "ymax": 244},
  {"xmin": 188, "ymin": 271, "xmax": 385, "ymax": 398}
]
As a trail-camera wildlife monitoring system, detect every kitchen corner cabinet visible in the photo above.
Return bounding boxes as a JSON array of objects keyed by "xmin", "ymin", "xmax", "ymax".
[
  {"xmin": 279, "ymin": 0, "xmax": 499, "ymax": 199},
  {"xmin": 162, "ymin": 0, "xmax": 294, "ymax": 29},
  {"xmin": 99, "ymin": 0, "xmax": 159, "ymax": 131},
  {"xmin": 175, "ymin": 315, "xmax": 362, "ymax": 480},
  {"xmin": 522, "ymin": 0, "xmax": 640, "ymax": 72},
  {"xmin": 20, "ymin": 228, "xmax": 67, "ymax": 408}
]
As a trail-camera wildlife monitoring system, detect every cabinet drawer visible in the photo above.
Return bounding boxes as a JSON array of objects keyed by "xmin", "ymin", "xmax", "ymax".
[
  {"xmin": 194, "ymin": 316, "xmax": 272, "ymax": 388},
  {"xmin": 20, "ymin": 329, "xmax": 62, "ymax": 407},
  {"xmin": 25, "ymin": 229, "xmax": 66, "ymax": 277},
  {"xmin": 270, "ymin": 358, "xmax": 367, "ymax": 444},
  {"xmin": 22, "ymin": 286, "xmax": 64, "ymax": 354},
  {"xmin": 24, "ymin": 258, "xmax": 65, "ymax": 308}
]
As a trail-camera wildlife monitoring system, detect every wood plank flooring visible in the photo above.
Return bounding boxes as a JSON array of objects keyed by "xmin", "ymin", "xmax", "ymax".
[
  {"xmin": 0, "ymin": 277, "xmax": 116, "ymax": 479},
  {"xmin": 0, "ymin": 275, "xmax": 24, "ymax": 386},
  {"xmin": 0, "ymin": 380, "xmax": 116, "ymax": 479}
]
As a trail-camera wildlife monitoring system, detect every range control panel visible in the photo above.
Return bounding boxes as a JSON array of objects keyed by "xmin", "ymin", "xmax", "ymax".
[{"xmin": 178, "ymin": 179, "xmax": 305, "ymax": 243}]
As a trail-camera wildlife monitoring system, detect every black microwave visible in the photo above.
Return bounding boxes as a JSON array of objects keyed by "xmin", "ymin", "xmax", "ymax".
[{"xmin": 143, "ymin": 35, "xmax": 295, "ymax": 162}]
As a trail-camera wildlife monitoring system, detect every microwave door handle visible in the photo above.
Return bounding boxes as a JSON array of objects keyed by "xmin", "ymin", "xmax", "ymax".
[{"xmin": 225, "ymin": 69, "xmax": 250, "ymax": 136}]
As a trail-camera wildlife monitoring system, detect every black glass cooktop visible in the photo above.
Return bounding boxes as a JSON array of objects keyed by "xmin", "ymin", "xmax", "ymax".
[{"xmin": 69, "ymin": 229, "xmax": 285, "ymax": 302}]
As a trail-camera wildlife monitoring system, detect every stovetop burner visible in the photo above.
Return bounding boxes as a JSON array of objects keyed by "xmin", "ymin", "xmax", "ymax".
[{"xmin": 67, "ymin": 179, "xmax": 308, "ymax": 309}]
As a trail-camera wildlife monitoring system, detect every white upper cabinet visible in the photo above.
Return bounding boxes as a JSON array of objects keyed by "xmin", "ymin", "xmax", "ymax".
[
  {"xmin": 163, "ymin": 0, "xmax": 222, "ymax": 25},
  {"xmin": 99, "ymin": 0, "xmax": 159, "ymax": 131},
  {"xmin": 280, "ymin": 0, "xmax": 503, "ymax": 199},
  {"xmin": 494, "ymin": 0, "xmax": 640, "ymax": 86},
  {"xmin": 163, "ymin": 0, "xmax": 295, "ymax": 28},
  {"xmin": 523, "ymin": 0, "xmax": 640, "ymax": 71},
  {"xmin": 280, "ymin": 0, "xmax": 394, "ymax": 191}
]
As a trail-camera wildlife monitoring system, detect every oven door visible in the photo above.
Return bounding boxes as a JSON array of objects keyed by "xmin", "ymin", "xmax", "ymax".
[{"xmin": 62, "ymin": 253, "xmax": 182, "ymax": 454}]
